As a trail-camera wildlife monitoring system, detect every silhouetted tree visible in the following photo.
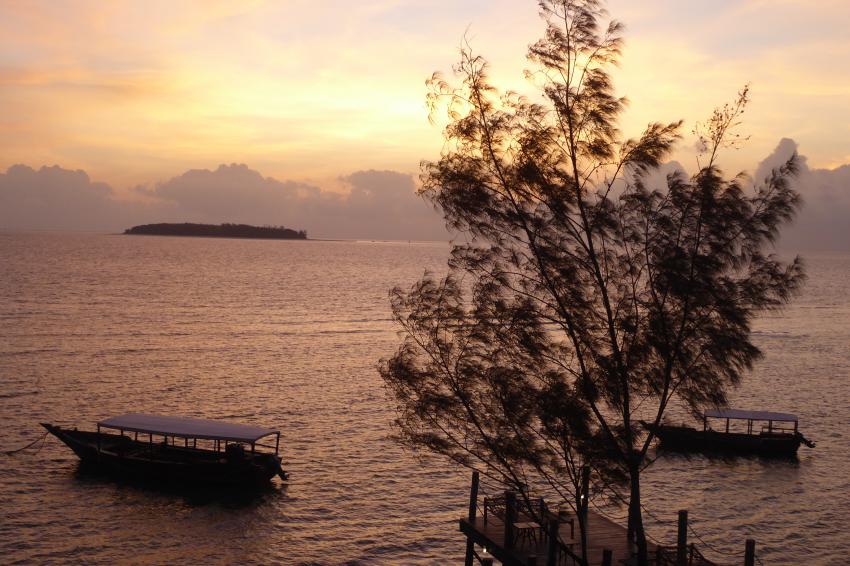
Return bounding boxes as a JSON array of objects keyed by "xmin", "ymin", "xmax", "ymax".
[{"xmin": 380, "ymin": 1, "xmax": 804, "ymax": 564}]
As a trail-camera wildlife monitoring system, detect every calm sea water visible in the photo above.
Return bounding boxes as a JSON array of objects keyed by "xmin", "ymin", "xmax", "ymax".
[{"xmin": 0, "ymin": 233, "xmax": 847, "ymax": 565}]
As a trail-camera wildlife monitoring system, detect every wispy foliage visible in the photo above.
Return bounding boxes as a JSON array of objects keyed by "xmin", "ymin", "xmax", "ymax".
[{"xmin": 381, "ymin": 1, "xmax": 804, "ymax": 563}]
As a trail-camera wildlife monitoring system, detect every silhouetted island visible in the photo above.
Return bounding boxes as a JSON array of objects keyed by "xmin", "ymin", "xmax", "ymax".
[{"xmin": 124, "ymin": 223, "xmax": 307, "ymax": 240}]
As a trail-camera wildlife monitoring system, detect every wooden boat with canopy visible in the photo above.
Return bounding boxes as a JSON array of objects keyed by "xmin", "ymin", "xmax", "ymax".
[
  {"xmin": 42, "ymin": 413, "xmax": 288, "ymax": 486},
  {"xmin": 645, "ymin": 409, "xmax": 816, "ymax": 457}
]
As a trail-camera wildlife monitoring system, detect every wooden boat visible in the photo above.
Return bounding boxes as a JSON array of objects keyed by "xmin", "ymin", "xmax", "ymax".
[
  {"xmin": 43, "ymin": 413, "xmax": 288, "ymax": 486},
  {"xmin": 644, "ymin": 409, "xmax": 815, "ymax": 457}
]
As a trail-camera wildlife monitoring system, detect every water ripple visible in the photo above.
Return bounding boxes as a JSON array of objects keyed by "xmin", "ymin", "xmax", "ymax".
[{"xmin": 1, "ymin": 234, "xmax": 848, "ymax": 564}]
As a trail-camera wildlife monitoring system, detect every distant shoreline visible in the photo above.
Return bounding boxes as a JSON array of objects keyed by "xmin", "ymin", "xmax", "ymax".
[{"xmin": 124, "ymin": 222, "xmax": 307, "ymax": 240}]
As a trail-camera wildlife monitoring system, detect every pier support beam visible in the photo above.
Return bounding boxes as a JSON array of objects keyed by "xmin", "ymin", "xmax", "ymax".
[
  {"xmin": 744, "ymin": 539, "xmax": 756, "ymax": 566},
  {"xmin": 504, "ymin": 491, "xmax": 517, "ymax": 549},
  {"xmin": 601, "ymin": 548, "xmax": 613, "ymax": 566},
  {"xmin": 464, "ymin": 471, "xmax": 480, "ymax": 566},
  {"xmin": 546, "ymin": 518, "xmax": 558, "ymax": 566},
  {"xmin": 676, "ymin": 510, "xmax": 688, "ymax": 566}
]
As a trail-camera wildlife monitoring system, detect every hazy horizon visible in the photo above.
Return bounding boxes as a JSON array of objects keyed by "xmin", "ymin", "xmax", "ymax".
[{"xmin": 2, "ymin": 137, "xmax": 849, "ymax": 250}]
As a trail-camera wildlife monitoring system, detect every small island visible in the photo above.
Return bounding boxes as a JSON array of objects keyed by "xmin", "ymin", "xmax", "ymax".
[{"xmin": 124, "ymin": 223, "xmax": 307, "ymax": 240}]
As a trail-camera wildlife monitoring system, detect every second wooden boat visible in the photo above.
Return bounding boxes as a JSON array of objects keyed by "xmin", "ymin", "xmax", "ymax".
[{"xmin": 644, "ymin": 409, "xmax": 815, "ymax": 457}]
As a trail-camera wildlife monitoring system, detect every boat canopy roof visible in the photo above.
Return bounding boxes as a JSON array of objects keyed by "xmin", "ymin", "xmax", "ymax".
[
  {"xmin": 704, "ymin": 409, "xmax": 797, "ymax": 422},
  {"xmin": 98, "ymin": 413, "xmax": 279, "ymax": 443}
]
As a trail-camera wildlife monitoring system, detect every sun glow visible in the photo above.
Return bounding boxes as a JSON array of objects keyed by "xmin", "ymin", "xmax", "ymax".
[{"xmin": 1, "ymin": 0, "xmax": 848, "ymax": 190}]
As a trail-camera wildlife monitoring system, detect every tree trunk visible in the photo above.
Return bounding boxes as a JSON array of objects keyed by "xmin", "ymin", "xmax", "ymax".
[
  {"xmin": 576, "ymin": 492, "xmax": 588, "ymax": 565},
  {"xmin": 628, "ymin": 463, "xmax": 649, "ymax": 566}
]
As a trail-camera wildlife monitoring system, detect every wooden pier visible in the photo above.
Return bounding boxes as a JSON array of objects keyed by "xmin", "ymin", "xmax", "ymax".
[
  {"xmin": 459, "ymin": 471, "xmax": 744, "ymax": 566},
  {"xmin": 461, "ymin": 506, "xmax": 657, "ymax": 565}
]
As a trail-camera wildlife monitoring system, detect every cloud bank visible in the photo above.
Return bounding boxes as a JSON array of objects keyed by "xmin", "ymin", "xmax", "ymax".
[
  {"xmin": 0, "ymin": 165, "xmax": 134, "ymax": 231},
  {"xmin": 140, "ymin": 165, "xmax": 449, "ymax": 240},
  {"xmin": 1, "ymin": 141, "xmax": 848, "ymax": 248},
  {"xmin": 0, "ymin": 164, "xmax": 449, "ymax": 241},
  {"xmin": 753, "ymin": 139, "xmax": 850, "ymax": 252}
]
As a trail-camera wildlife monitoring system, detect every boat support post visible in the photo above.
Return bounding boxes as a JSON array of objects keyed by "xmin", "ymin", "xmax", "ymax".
[
  {"xmin": 275, "ymin": 433, "xmax": 280, "ymax": 456},
  {"xmin": 96, "ymin": 424, "xmax": 101, "ymax": 454}
]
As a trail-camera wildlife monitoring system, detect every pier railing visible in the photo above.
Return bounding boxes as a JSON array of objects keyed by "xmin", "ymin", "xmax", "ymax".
[
  {"xmin": 463, "ymin": 472, "xmax": 584, "ymax": 566},
  {"xmin": 483, "ymin": 493, "xmax": 576, "ymax": 539}
]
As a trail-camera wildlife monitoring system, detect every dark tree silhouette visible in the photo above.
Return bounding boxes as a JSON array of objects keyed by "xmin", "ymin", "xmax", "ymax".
[{"xmin": 380, "ymin": 1, "xmax": 804, "ymax": 563}]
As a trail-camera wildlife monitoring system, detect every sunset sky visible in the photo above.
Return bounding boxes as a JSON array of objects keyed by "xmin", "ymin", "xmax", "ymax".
[{"xmin": 1, "ymin": 0, "xmax": 849, "ymax": 243}]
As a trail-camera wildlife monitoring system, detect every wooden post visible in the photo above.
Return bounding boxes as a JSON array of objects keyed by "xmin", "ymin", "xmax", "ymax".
[
  {"xmin": 504, "ymin": 491, "xmax": 516, "ymax": 549},
  {"xmin": 275, "ymin": 433, "xmax": 280, "ymax": 456},
  {"xmin": 463, "ymin": 539, "xmax": 474, "ymax": 566},
  {"xmin": 546, "ymin": 518, "xmax": 558, "ymax": 566},
  {"xmin": 601, "ymin": 548, "xmax": 612, "ymax": 566},
  {"xmin": 464, "ymin": 471, "xmax": 480, "ymax": 566},
  {"xmin": 744, "ymin": 539, "xmax": 756, "ymax": 566},
  {"xmin": 96, "ymin": 425, "xmax": 101, "ymax": 453},
  {"xmin": 468, "ymin": 471, "xmax": 480, "ymax": 521},
  {"xmin": 676, "ymin": 510, "xmax": 688, "ymax": 566}
]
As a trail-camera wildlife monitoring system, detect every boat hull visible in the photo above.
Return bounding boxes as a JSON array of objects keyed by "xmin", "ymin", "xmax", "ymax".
[
  {"xmin": 42, "ymin": 424, "xmax": 282, "ymax": 487},
  {"xmin": 648, "ymin": 424, "xmax": 802, "ymax": 457}
]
